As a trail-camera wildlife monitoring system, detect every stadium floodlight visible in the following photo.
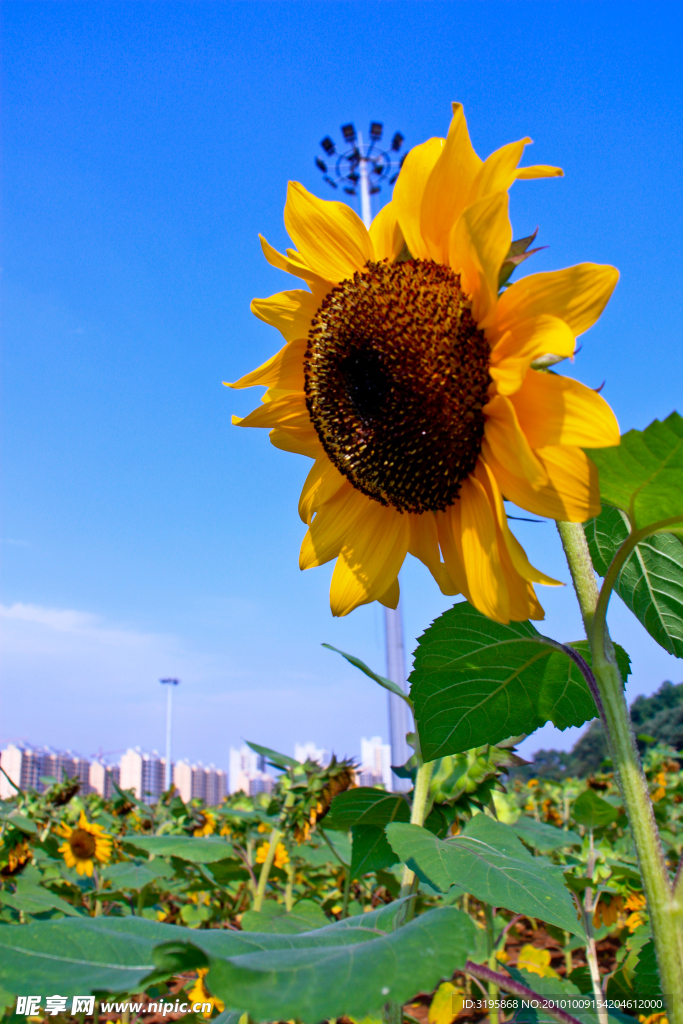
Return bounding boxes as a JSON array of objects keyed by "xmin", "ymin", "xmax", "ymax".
[{"xmin": 160, "ymin": 678, "xmax": 179, "ymax": 792}]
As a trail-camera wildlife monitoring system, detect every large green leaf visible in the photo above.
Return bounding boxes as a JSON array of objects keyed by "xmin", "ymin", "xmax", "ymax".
[
  {"xmin": 386, "ymin": 815, "xmax": 584, "ymax": 937},
  {"xmin": 571, "ymin": 789, "xmax": 619, "ymax": 829},
  {"xmin": 586, "ymin": 505, "xmax": 683, "ymax": 658},
  {"xmin": 124, "ymin": 835, "xmax": 233, "ymax": 863},
  {"xmin": 409, "ymin": 603, "xmax": 596, "ymax": 760},
  {"xmin": 0, "ymin": 885, "xmax": 83, "ymax": 918},
  {"xmin": 0, "ymin": 899, "xmax": 475, "ymax": 1020},
  {"xmin": 202, "ymin": 901, "xmax": 476, "ymax": 1022},
  {"xmin": 350, "ymin": 825, "xmax": 399, "ymax": 877},
  {"xmin": 103, "ymin": 861, "xmax": 160, "ymax": 891},
  {"xmin": 588, "ymin": 413, "xmax": 683, "ymax": 532},
  {"xmin": 325, "ymin": 788, "xmax": 411, "ymax": 830}
]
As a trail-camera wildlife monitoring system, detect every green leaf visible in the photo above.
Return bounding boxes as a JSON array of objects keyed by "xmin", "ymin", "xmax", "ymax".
[
  {"xmin": 0, "ymin": 886, "xmax": 82, "ymax": 918},
  {"xmin": 586, "ymin": 505, "xmax": 683, "ymax": 659},
  {"xmin": 510, "ymin": 817, "xmax": 581, "ymax": 852},
  {"xmin": 0, "ymin": 812, "xmax": 37, "ymax": 834},
  {"xmin": 350, "ymin": 825, "xmax": 399, "ymax": 877},
  {"xmin": 204, "ymin": 901, "xmax": 476, "ymax": 1022},
  {"xmin": 571, "ymin": 789, "xmax": 619, "ymax": 829},
  {"xmin": 246, "ymin": 740, "xmax": 298, "ymax": 768},
  {"xmin": 588, "ymin": 413, "xmax": 683, "ymax": 532},
  {"xmin": 103, "ymin": 861, "xmax": 159, "ymax": 891},
  {"xmin": 322, "ymin": 644, "xmax": 410, "ymax": 701},
  {"xmin": 240, "ymin": 899, "xmax": 328, "ymax": 934},
  {"xmin": 568, "ymin": 638, "xmax": 631, "ymax": 685},
  {"xmin": 386, "ymin": 816, "xmax": 585, "ymax": 937},
  {"xmin": 125, "ymin": 835, "xmax": 233, "ymax": 863},
  {"xmin": 325, "ymin": 788, "xmax": 411, "ymax": 830},
  {"xmin": 633, "ymin": 939, "xmax": 663, "ymax": 999},
  {"xmin": 409, "ymin": 602, "xmax": 596, "ymax": 760}
]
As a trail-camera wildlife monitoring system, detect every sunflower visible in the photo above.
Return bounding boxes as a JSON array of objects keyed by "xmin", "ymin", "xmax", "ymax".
[
  {"xmin": 230, "ymin": 102, "xmax": 620, "ymax": 622},
  {"xmin": 188, "ymin": 968, "xmax": 225, "ymax": 1016},
  {"xmin": 255, "ymin": 840, "xmax": 289, "ymax": 868},
  {"xmin": 193, "ymin": 811, "xmax": 217, "ymax": 837},
  {"xmin": 57, "ymin": 810, "xmax": 112, "ymax": 876}
]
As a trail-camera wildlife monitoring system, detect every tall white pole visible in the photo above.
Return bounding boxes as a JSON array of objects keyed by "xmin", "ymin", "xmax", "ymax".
[
  {"xmin": 358, "ymin": 140, "xmax": 413, "ymax": 793},
  {"xmin": 160, "ymin": 678, "xmax": 178, "ymax": 791}
]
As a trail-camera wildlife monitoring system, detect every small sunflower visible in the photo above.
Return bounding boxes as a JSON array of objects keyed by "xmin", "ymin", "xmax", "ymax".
[
  {"xmin": 193, "ymin": 811, "xmax": 217, "ymax": 837},
  {"xmin": 57, "ymin": 810, "xmax": 112, "ymax": 876},
  {"xmin": 231, "ymin": 102, "xmax": 620, "ymax": 622},
  {"xmin": 188, "ymin": 968, "xmax": 225, "ymax": 1016},
  {"xmin": 255, "ymin": 840, "xmax": 289, "ymax": 868}
]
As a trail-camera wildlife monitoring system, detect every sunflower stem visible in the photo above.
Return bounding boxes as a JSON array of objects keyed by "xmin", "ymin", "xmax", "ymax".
[
  {"xmin": 557, "ymin": 520, "xmax": 683, "ymax": 1023},
  {"xmin": 399, "ymin": 759, "xmax": 435, "ymax": 909},
  {"xmin": 252, "ymin": 827, "xmax": 284, "ymax": 912}
]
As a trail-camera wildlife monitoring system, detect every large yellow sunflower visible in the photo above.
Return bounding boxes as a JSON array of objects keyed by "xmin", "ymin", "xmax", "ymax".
[
  {"xmin": 230, "ymin": 103, "xmax": 620, "ymax": 623},
  {"xmin": 57, "ymin": 810, "xmax": 112, "ymax": 876}
]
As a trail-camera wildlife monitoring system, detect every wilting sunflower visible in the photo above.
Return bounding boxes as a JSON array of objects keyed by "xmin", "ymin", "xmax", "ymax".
[
  {"xmin": 230, "ymin": 102, "xmax": 620, "ymax": 622},
  {"xmin": 57, "ymin": 810, "xmax": 112, "ymax": 876}
]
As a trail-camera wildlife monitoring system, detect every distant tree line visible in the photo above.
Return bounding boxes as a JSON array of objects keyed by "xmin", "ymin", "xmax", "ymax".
[{"xmin": 515, "ymin": 679, "xmax": 683, "ymax": 780}]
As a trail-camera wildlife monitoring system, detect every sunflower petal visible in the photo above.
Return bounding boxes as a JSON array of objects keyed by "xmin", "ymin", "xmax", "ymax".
[
  {"xmin": 420, "ymin": 103, "xmax": 483, "ymax": 263},
  {"xmin": 511, "ymin": 370, "xmax": 620, "ymax": 448},
  {"xmin": 284, "ymin": 182, "xmax": 373, "ymax": 283},
  {"xmin": 299, "ymin": 484, "xmax": 366, "ymax": 569},
  {"xmin": 259, "ymin": 234, "xmax": 331, "ymax": 291},
  {"xmin": 496, "ymin": 263, "xmax": 619, "ymax": 338},
  {"xmin": 232, "ymin": 392, "xmax": 308, "ymax": 430},
  {"xmin": 458, "ymin": 475, "xmax": 510, "ymax": 623},
  {"xmin": 435, "ymin": 504, "xmax": 470, "ymax": 599},
  {"xmin": 470, "ymin": 138, "xmax": 531, "ymax": 202},
  {"xmin": 515, "ymin": 165, "xmax": 564, "ymax": 180},
  {"xmin": 228, "ymin": 337, "xmax": 307, "ymax": 391},
  {"xmin": 330, "ymin": 505, "xmax": 410, "ymax": 616},
  {"xmin": 250, "ymin": 290, "xmax": 320, "ymax": 344},
  {"xmin": 408, "ymin": 512, "xmax": 459, "ymax": 596},
  {"xmin": 392, "ymin": 136, "xmax": 445, "ymax": 259},
  {"xmin": 449, "ymin": 191, "xmax": 511, "ymax": 325},
  {"xmin": 298, "ymin": 458, "xmax": 347, "ymax": 524},
  {"xmin": 482, "ymin": 438, "xmax": 600, "ymax": 522},
  {"xmin": 369, "ymin": 202, "xmax": 405, "ymax": 261},
  {"xmin": 484, "ymin": 394, "xmax": 548, "ymax": 487},
  {"xmin": 489, "ymin": 314, "xmax": 576, "ymax": 395},
  {"xmin": 377, "ymin": 577, "xmax": 400, "ymax": 610},
  {"xmin": 270, "ymin": 427, "xmax": 323, "ymax": 459}
]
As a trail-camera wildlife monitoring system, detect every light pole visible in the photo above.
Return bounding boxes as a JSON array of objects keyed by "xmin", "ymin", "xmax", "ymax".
[
  {"xmin": 316, "ymin": 122, "xmax": 412, "ymax": 792},
  {"xmin": 160, "ymin": 678, "xmax": 179, "ymax": 791}
]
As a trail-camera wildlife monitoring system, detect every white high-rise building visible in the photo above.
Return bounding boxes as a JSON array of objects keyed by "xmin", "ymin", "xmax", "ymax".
[
  {"xmin": 0, "ymin": 743, "xmax": 92, "ymax": 798},
  {"xmin": 119, "ymin": 748, "xmax": 166, "ymax": 803},
  {"xmin": 174, "ymin": 760, "xmax": 227, "ymax": 805},
  {"xmin": 229, "ymin": 746, "xmax": 273, "ymax": 796},
  {"xmin": 358, "ymin": 736, "xmax": 393, "ymax": 790},
  {"xmin": 89, "ymin": 761, "xmax": 121, "ymax": 799},
  {"xmin": 294, "ymin": 742, "xmax": 330, "ymax": 767}
]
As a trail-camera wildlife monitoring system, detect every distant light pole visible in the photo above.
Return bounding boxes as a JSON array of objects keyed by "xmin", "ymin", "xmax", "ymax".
[
  {"xmin": 160, "ymin": 678, "xmax": 179, "ymax": 791},
  {"xmin": 316, "ymin": 122, "xmax": 412, "ymax": 792}
]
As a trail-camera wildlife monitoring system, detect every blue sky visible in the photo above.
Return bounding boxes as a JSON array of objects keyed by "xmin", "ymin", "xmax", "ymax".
[{"xmin": 2, "ymin": 1, "xmax": 682, "ymax": 770}]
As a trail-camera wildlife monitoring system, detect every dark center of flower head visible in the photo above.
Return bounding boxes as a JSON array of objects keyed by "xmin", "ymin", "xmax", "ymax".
[
  {"xmin": 70, "ymin": 828, "xmax": 97, "ymax": 860},
  {"xmin": 304, "ymin": 259, "xmax": 491, "ymax": 514}
]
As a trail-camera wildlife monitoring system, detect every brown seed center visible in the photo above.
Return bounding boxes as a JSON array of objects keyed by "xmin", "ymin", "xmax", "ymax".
[
  {"xmin": 70, "ymin": 829, "xmax": 97, "ymax": 860},
  {"xmin": 304, "ymin": 259, "xmax": 491, "ymax": 514}
]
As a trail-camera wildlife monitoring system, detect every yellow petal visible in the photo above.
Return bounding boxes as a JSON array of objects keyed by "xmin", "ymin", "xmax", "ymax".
[
  {"xmin": 515, "ymin": 165, "xmax": 563, "ymax": 180},
  {"xmin": 298, "ymin": 458, "xmax": 346, "ymax": 524},
  {"xmin": 299, "ymin": 484, "xmax": 367, "ymax": 569},
  {"xmin": 228, "ymin": 337, "xmax": 307, "ymax": 391},
  {"xmin": 330, "ymin": 505, "xmax": 410, "ymax": 616},
  {"xmin": 484, "ymin": 394, "xmax": 548, "ymax": 487},
  {"xmin": 232, "ymin": 392, "xmax": 308, "ymax": 431},
  {"xmin": 458, "ymin": 475, "xmax": 510, "ymax": 623},
  {"xmin": 392, "ymin": 136, "xmax": 445, "ymax": 259},
  {"xmin": 469, "ymin": 137, "xmax": 531, "ymax": 202},
  {"xmin": 496, "ymin": 263, "xmax": 619, "ymax": 338},
  {"xmin": 259, "ymin": 234, "xmax": 331, "ymax": 291},
  {"xmin": 270, "ymin": 427, "xmax": 323, "ymax": 459},
  {"xmin": 284, "ymin": 182, "xmax": 373, "ymax": 283},
  {"xmin": 449, "ymin": 191, "xmax": 511, "ymax": 326},
  {"xmin": 250, "ymin": 289, "xmax": 320, "ymax": 344},
  {"xmin": 489, "ymin": 314, "xmax": 576, "ymax": 396},
  {"xmin": 435, "ymin": 504, "xmax": 471, "ymax": 599},
  {"xmin": 420, "ymin": 103, "xmax": 483, "ymax": 263},
  {"xmin": 482, "ymin": 438, "xmax": 600, "ymax": 522},
  {"xmin": 511, "ymin": 370, "xmax": 620, "ymax": 448},
  {"xmin": 369, "ymin": 202, "xmax": 405, "ymax": 261},
  {"xmin": 378, "ymin": 577, "xmax": 400, "ymax": 610},
  {"xmin": 408, "ymin": 512, "xmax": 459, "ymax": 596}
]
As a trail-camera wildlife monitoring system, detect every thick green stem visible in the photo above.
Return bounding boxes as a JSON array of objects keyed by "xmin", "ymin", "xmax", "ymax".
[
  {"xmin": 399, "ymin": 760, "xmax": 435, "ymax": 900},
  {"xmin": 583, "ymin": 833, "xmax": 609, "ymax": 1024},
  {"xmin": 484, "ymin": 903, "xmax": 500, "ymax": 1024},
  {"xmin": 284, "ymin": 861, "xmax": 294, "ymax": 912},
  {"xmin": 557, "ymin": 521, "xmax": 683, "ymax": 1022},
  {"xmin": 252, "ymin": 827, "xmax": 284, "ymax": 912}
]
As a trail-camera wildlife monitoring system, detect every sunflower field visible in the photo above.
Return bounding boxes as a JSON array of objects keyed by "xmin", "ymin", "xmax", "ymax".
[{"xmin": 0, "ymin": 724, "xmax": 679, "ymax": 1024}]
